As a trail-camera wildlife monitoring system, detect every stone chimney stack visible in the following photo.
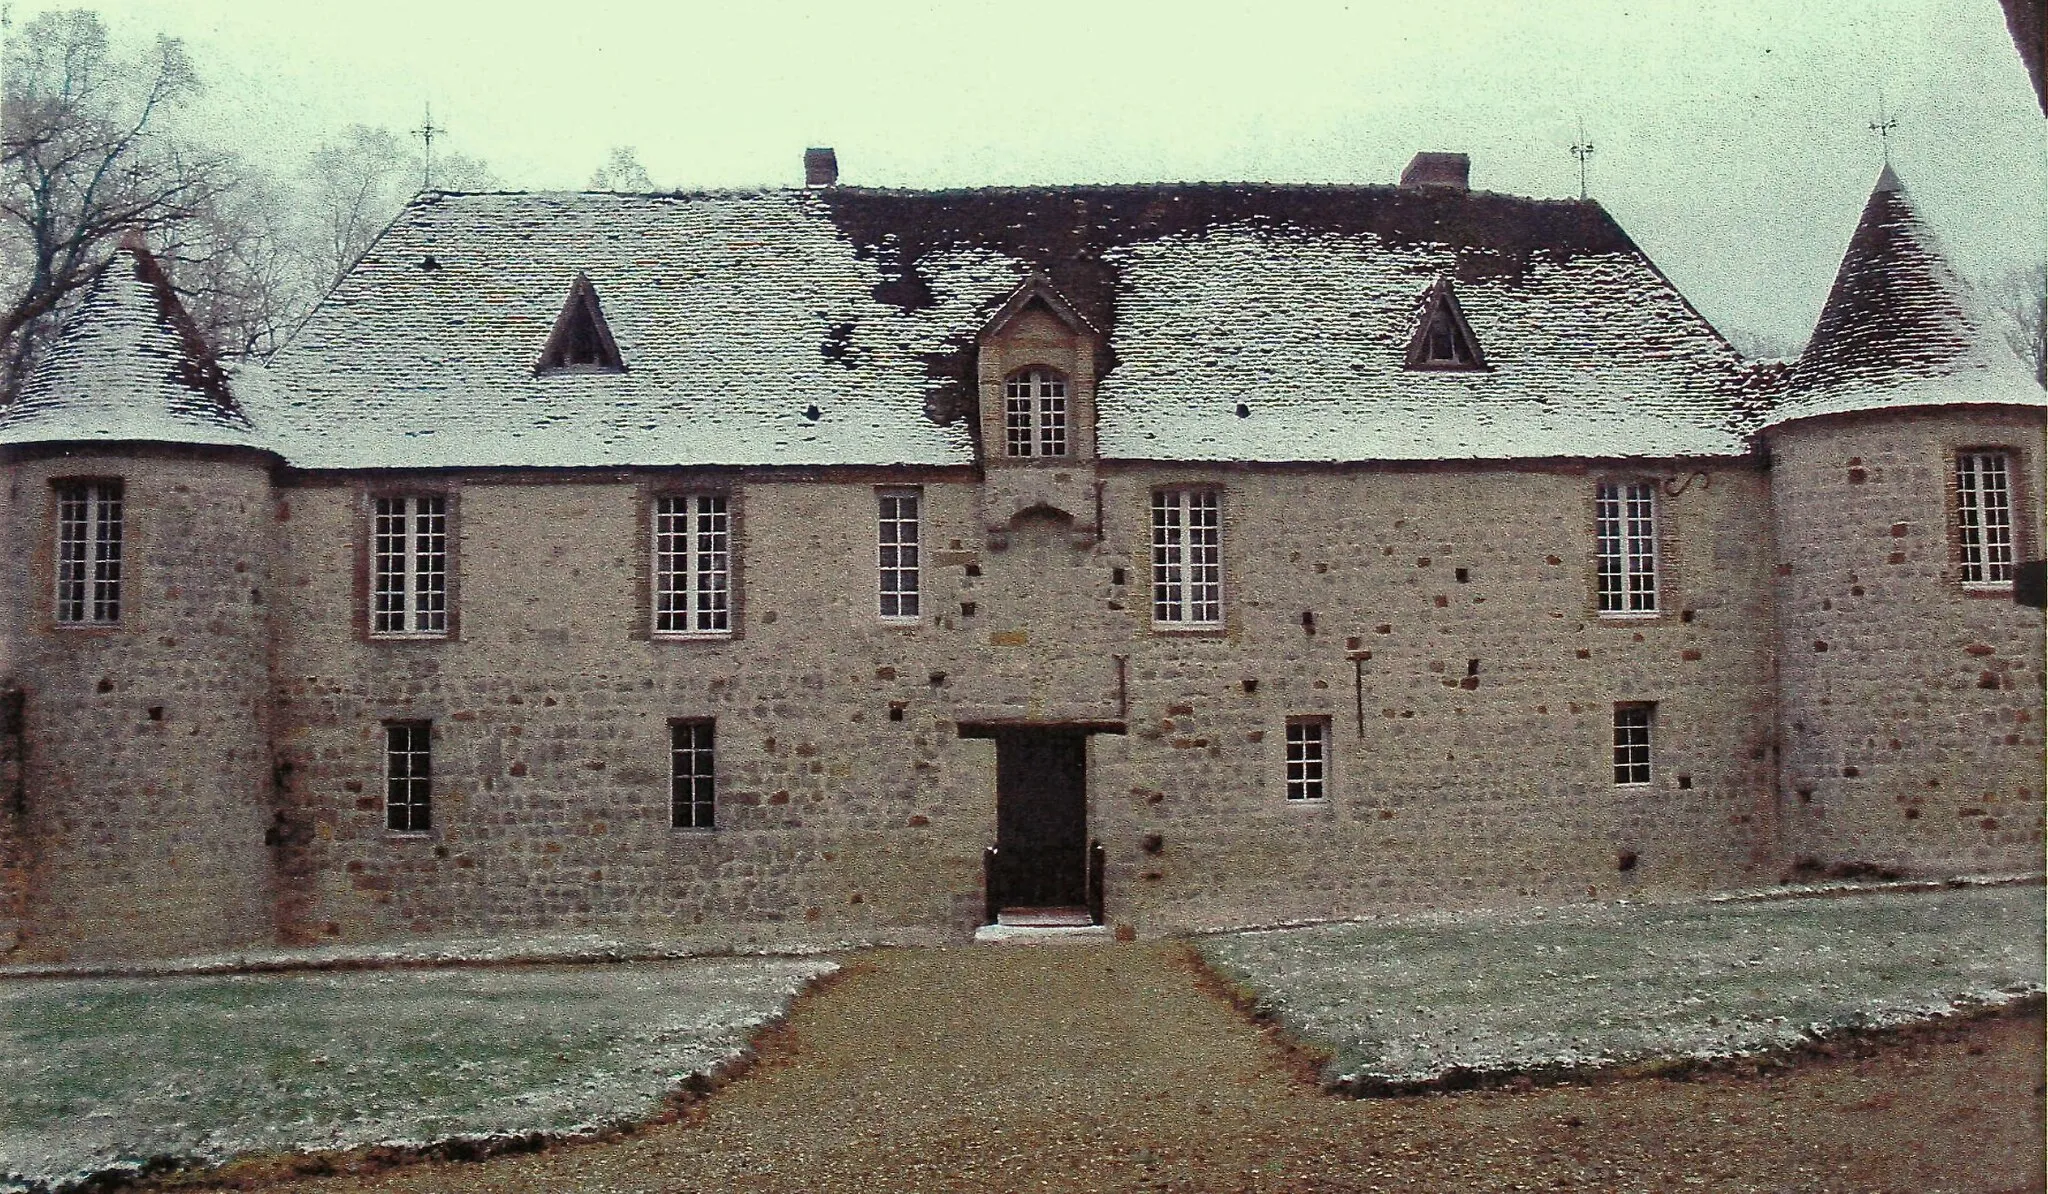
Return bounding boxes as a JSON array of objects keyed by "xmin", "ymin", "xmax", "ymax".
[
  {"xmin": 1399, "ymin": 152, "xmax": 1470, "ymax": 193},
  {"xmin": 804, "ymin": 147, "xmax": 839, "ymax": 187}
]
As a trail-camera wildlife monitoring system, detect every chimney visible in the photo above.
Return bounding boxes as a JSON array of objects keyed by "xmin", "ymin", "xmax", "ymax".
[
  {"xmin": 1399, "ymin": 152, "xmax": 1470, "ymax": 193},
  {"xmin": 804, "ymin": 147, "xmax": 838, "ymax": 188}
]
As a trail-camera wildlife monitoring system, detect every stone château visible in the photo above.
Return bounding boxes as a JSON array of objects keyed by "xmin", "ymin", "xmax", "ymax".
[{"xmin": 1, "ymin": 152, "xmax": 2039, "ymax": 962}]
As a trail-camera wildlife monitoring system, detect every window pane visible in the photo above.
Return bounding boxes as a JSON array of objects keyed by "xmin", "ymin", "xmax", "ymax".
[
  {"xmin": 55, "ymin": 483, "xmax": 124, "ymax": 626},
  {"xmin": 372, "ymin": 495, "xmax": 449, "ymax": 636},
  {"xmin": 672, "ymin": 720, "xmax": 716, "ymax": 829},
  {"xmin": 413, "ymin": 497, "xmax": 447, "ymax": 632},
  {"xmin": 1613, "ymin": 706, "xmax": 1652, "ymax": 786},
  {"xmin": 92, "ymin": 487, "xmax": 123, "ymax": 623},
  {"xmin": 1959, "ymin": 453, "xmax": 2015, "ymax": 585},
  {"xmin": 695, "ymin": 495, "xmax": 730, "ymax": 632},
  {"xmin": 654, "ymin": 496, "xmax": 688, "ymax": 632},
  {"xmin": 1624, "ymin": 484, "xmax": 1657, "ymax": 612},
  {"xmin": 1596, "ymin": 482, "xmax": 1655, "ymax": 614},
  {"xmin": 1005, "ymin": 391, "xmax": 1034, "ymax": 457},
  {"xmin": 1286, "ymin": 719, "xmax": 1327, "ymax": 800},
  {"xmin": 1151, "ymin": 491, "xmax": 1184, "ymax": 622},
  {"xmin": 56, "ymin": 486, "xmax": 90, "ymax": 624},
  {"xmin": 879, "ymin": 491, "xmax": 920, "ymax": 618},
  {"xmin": 386, "ymin": 722, "xmax": 431, "ymax": 832}
]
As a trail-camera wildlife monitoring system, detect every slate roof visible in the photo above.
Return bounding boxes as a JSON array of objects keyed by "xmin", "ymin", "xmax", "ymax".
[
  {"xmin": 11, "ymin": 181, "xmax": 1806, "ymax": 467},
  {"xmin": 238, "ymin": 183, "xmax": 1772, "ymax": 468},
  {"xmin": 1765, "ymin": 168, "xmax": 2045, "ymax": 430},
  {"xmin": 0, "ymin": 236, "xmax": 261, "ymax": 451}
]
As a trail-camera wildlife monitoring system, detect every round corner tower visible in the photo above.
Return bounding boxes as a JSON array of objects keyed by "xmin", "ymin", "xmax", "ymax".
[
  {"xmin": 0, "ymin": 238, "xmax": 279, "ymax": 962},
  {"xmin": 1766, "ymin": 167, "xmax": 2046, "ymax": 879}
]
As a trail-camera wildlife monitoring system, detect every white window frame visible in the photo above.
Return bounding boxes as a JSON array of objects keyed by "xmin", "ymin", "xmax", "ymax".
[
  {"xmin": 1151, "ymin": 488, "xmax": 1222, "ymax": 627},
  {"xmin": 1285, "ymin": 718, "xmax": 1329, "ymax": 801},
  {"xmin": 1613, "ymin": 704, "xmax": 1653, "ymax": 787},
  {"xmin": 671, "ymin": 719, "xmax": 716, "ymax": 830},
  {"xmin": 1596, "ymin": 481, "xmax": 1658, "ymax": 616},
  {"xmin": 1003, "ymin": 368, "xmax": 1069, "ymax": 458},
  {"xmin": 653, "ymin": 493, "xmax": 732, "ymax": 637},
  {"xmin": 385, "ymin": 721, "xmax": 432, "ymax": 833},
  {"xmin": 1956, "ymin": 450, "xmax": 2016, "ymax": 588},
  {"xmin": 55, "ymin": 480, "xmax": 123, "ymax": 626},
  {"xmin": 878, "ymin": 488, "xmax": 921, "ymax": 621},
  {"xmin": 372, "ymin": 495, "xmax": 448, "ymax": 637}
]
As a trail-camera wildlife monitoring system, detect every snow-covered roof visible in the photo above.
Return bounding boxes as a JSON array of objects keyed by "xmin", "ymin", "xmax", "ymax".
[
  {"xmin": 255, "ymin": 190, "xmax": 980, "ymax": 470},
  {"xmin": 10, "ymin": 183, "xmax": 1782, "ymax": 467},
  {"xmin": 1765, "ymin": 167, "xmax": 2045, "ymax": 430},
  {"xmin": 0, "ymin": 236, "xmax": 262, "ymax": 452},
  {"xmin": 1094, "ymin": 224, "xmax": 1751, "ymax": 461},
  {"xmin": 247, "ymin": 184, "xmax": 1758, "ymax": 469}
]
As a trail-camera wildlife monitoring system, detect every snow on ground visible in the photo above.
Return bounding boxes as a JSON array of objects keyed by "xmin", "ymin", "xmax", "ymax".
[
  {"xmin": 1198, "ymin": 884, "xmax": 2044, "ymax": 1092},
  {"xmin": 0, "ymin": 955, "xmax": 833, "ymax": 1193}
]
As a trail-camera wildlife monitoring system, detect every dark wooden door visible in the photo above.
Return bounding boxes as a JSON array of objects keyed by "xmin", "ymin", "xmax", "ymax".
[{"xmin": 993, "ymin": 729, "xmax": 1087, "ymax": 908}]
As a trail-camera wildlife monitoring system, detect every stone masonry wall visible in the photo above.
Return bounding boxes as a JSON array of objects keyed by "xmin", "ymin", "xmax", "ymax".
[
  {"xmin": 272, "ymin": 459, "xmax": 1779, "ymax": 946},
  {"xmin": 1, "ymin": 449, "xmax": 277, "ymax": 961},
  {"xmin": 1768, "ymin": 408, "xmax": 2046, "ymax": 875}
]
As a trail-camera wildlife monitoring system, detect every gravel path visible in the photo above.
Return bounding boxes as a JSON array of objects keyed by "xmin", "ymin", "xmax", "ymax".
[{"xmin": 173, "ymin": 943, "xmax": 2042, "ymax": 1194}]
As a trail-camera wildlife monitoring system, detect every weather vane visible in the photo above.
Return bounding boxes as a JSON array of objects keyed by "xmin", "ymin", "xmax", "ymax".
[
  {"xmin": 1868, "ymin": 91, "xmax": 1899, "ymax": 167},
  {"xmin": 414, "ymin": 104, "xmax": 445, "ymax": 190},
  {"xmin": 1570, "ymin": 119, "xmax": 1595, "ymax": 200}
]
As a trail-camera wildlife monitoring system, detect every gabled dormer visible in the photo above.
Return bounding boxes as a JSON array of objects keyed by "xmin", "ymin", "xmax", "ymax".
[
  {"xmin": 536, "ymin": 274, "xmax": 624, "ymax": 374},
  {"xmin": 1404, "ymin": 276, "xmax": 1488, "ymax": 371},
  {"xmin": 976, "ymin": 273, "xmax": 1102, "ymax": 464}
]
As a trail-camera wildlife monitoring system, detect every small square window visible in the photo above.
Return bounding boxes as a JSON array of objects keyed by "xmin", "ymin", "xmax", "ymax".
[
  {"xmin": 1613, "ymin": 704, "xmax": 1653, "ymax": 786},
  {"xmin": 385, "ymin": 721, "xmax": 432, "ymax": 832},
  {"xmin": 1286, "ymin": 718, "xmax": 1329, "ymax": 801},
  {"xmin": 671, "ymin": 720, "xmax": 715, "ymax": 829}
]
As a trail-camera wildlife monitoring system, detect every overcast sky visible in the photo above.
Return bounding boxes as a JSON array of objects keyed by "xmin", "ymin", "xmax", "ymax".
[{"xmin": 13, "ymin": 0, "xmax": 2045, "ymax": 353}]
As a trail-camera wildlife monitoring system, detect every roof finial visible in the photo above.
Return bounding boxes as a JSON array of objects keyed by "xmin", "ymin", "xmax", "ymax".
[
  {"xmin": 1868, "ymin": 89, "xmax": 1899, "ymax": 168},
  {"xmin": 414, "ymin": 103, "xmax": 445, "ymax": 190},
  {"xmin": 1569, "ymin": 118, "xmax": 1595, "ymax": 200}
]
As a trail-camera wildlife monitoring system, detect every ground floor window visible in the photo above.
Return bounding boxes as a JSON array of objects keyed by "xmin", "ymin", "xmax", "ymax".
[
  {"xmin": 385, "ymin": 721, "xmax": 432, "ymax": 832},
  {"xmin": 672, "ymin": 720, "xmax": 716, "ymax": 829},
  {"xmin": 1613, "ymin": 704, "xmax": 1653, "ymax": 786},
  {"xmin": 1286, "ymin": 717, "xmax": 1329, "ymax": 801}
]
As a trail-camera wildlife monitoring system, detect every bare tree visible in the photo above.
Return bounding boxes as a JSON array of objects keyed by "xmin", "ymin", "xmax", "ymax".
[
  {"xmin": 0, "ymin": 9, "xmax": 230, "ymax": 392},
  {"xmin": 1721, "ymin": 326, "xmax": 1803, "ymax": 362},
  {"xmin": 301, "ymin": 124, "xmax": 499, "ymax": 293},
  {"xmin": 589, "ymin": 145, "xmax": 654, "ymax": 192},
  {"xmin": 301, "ymin": 124, "xmax": 412, "ymax": 292},
  {"xmin": 157, "ymin": 165, "xmax": 312, "ymax": 358},
  {"xmin": 435, "ymin": 150, "xmax": 498, "ymax": 192},
  {"xmin": 1985, "ymin": 263, "xmax": 2046, "ymax": 387}
]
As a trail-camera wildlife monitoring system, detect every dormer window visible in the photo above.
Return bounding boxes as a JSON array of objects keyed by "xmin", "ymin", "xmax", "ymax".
[
  {"xmin": 1405, "ymin": 278, "xmax": 1487, "ymax": 371},
  {"xmin": 1004, "ymin": 368, "xmax": 1068, "ymax": 457},
  {"xmin": 537, "ymin": 274, "xmax": 624, "ymax": 373}
]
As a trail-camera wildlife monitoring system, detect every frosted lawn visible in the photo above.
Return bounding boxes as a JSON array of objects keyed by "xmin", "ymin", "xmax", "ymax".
[
  {"xmin": 1199, "ymin": 885, "xmax": 2044, "ymax": 1092},
  {"xmin": 0, "ymin": 955, "xmax": 833, "ymax": 1192}
]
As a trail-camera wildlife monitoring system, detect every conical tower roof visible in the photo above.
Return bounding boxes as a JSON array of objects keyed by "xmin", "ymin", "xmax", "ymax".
[
  {"xmin": 1766, "ymin": 168, "xmax": 2043, "ymax": 428},
  {"xmin": 0, "ymin": 233, "xmax": 264, "ymax": 450}
]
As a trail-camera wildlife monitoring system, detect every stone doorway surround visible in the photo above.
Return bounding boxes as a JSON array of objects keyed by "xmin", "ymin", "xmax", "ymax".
[{"xmin": 958, "ymin": 719, "xmax": 1122, "ymax": 928}]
